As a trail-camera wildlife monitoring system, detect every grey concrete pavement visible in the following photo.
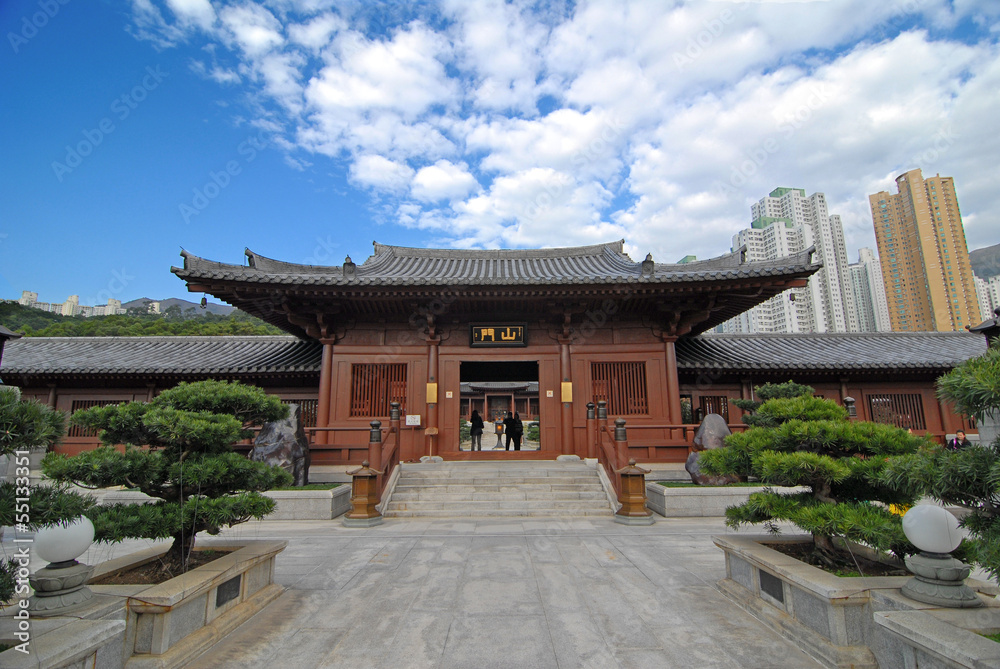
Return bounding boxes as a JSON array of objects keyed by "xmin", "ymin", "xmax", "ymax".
[{"xmin": 186, "ymin": 516, "xmax": 821, "ymax": 669}]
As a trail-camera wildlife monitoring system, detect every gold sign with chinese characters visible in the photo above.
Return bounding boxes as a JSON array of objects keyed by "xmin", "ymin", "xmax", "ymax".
[{"xmin": 470, "ymin": 324, "xmax": 527, "ymax": 347}]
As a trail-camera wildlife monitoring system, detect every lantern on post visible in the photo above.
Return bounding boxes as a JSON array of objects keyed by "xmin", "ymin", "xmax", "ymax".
[
  {"xmin": 343, "ymin": 460, "xmax": 384, "ymax": 527},
  {"xmin": 614, "ymin": 459, "xmax": 654, "ymax": 525}
]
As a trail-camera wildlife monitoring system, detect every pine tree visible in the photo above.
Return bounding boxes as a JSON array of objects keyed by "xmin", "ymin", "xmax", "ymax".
[
  {"xmin": 41, "ymin": 380, "xmax": 293, "ymax": 574},
  {"xmin": 700, "ymin": 382, "xmax": 928, "ymax": 564},
  {"xmin": 1, "ymin": 387, "xmax": 95, "ymax": 605},
  {"xmin": 882, "ymin": 340, "xmax": 1000, "ymax": 580}
]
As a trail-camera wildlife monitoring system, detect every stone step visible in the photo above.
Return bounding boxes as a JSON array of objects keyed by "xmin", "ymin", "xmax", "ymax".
[
  {"xmin": 381, "ymin": 461, "xmax": 612, "ymax": 519},
  {"xmin": 392, "ymin": 486, "xmax": 607, "ymax": 502},
  {"xmin": 393, "ymin": 481, "xmax": 605, "ymax": 492},
  {"xmin": 395, "ymin": 476, "xmax": 602, "ymax": 486},
  {"xmin": 382, "ymin": 508, "xmax": 612, "ymax": 518},
  {"xmin": 384, "ymin": 499, "xmax": 612, "ymax": 512}
]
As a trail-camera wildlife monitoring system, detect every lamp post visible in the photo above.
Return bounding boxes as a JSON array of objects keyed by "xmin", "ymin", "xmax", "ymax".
[
  {"xmin": 900, "ymin": 505, "xmax": 982, "ymax": 608},
  {"xmin": 28, "ymin": 516, "xmax": 97, "ymax": 615}
]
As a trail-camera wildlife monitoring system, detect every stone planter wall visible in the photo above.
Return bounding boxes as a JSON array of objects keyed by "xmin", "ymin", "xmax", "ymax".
[
  {"xmin": 263, "ymin": 485, "xmax": 350, "ymax": 520},
  {"xmin": 95, "ymin": 486, "xmax": 349, "ymax": 520},
  {"xmin": 94, "ymin": 540, "xmax": 286, "ymax": 668},
  {"xmin": 715, "ymin": 534, "xmax": 1000, "ymax": 669},
  {"xmin": 645, "ymin": 483, "xmax": 807, "ymax": 517}
]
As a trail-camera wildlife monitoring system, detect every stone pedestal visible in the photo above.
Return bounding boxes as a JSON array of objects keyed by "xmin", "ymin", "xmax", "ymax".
[
  {"xmin": 902, "ymin": 552, "xmax": 983, "ymax": 608},
  {"xmin": 28, "ymin": 560, "xmax": 95, "ymax": 615}
]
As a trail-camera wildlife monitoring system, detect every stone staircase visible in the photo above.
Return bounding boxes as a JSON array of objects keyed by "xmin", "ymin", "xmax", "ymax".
[{"xmin": 381, "ymin": 461, "xmax": 615, "ymax": 518}]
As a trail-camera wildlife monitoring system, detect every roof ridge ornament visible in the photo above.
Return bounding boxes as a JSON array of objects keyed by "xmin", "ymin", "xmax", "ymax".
[
  {"xmin": 343, "ymin": 256, "xmax": 357, "ymax": 279},
  {"xmin": 641, "ymin": 253, "xmax": 654, "ymax": 278}
]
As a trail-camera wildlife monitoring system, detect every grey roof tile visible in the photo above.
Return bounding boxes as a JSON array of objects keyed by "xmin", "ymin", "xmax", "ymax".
[
  {"xmin": 172, "ymin": 241, "xmax": 820, "ymax": 287},
  {"xmin": 677, "ymin": 332, "xmax": 986, "ymax": 372},
  {"xmin": 0, "ymin": 332, "xmax": 985, "ymax": 379},
  {"xmin": 1, "ymin": 336, "xmax": 321, "ymax": 377}
]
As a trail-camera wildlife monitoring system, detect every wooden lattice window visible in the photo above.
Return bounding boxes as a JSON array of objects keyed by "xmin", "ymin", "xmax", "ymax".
[
  {"xmin": 699, "ymin": 396, "xmax": 730, "ymax": 423},
  {"xmin": 67, "ymin": 399, "xmax": 122, "ymax": 437},
  {"xmin": 867, "ymin": 393, "xmax": 926, "ymax": 430},
  {"xmin": 350, "ymin": 363, "xmax": 407, "ymax": 417},
  {"xmin": 591, "ymin": 362, "xmax": 648, "ymax": 415},
  {"xmin": 282, "ymin": 399, "xmax": 318, "ymax": 427}
]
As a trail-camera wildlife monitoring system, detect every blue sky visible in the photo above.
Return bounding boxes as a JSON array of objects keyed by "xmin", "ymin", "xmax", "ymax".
[{"xmin": 2, "ymin": 0, "xmax": 999, "ymax": 307}]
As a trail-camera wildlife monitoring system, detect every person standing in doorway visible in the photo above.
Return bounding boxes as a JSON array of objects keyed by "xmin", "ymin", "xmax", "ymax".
[
  {"xmin": 469, "ymin": 410, "xmax": 484, "ymax": 451},
  {"xmin": 494, "ymin": 412, "xmax": 505, "ymax": 449},
  {"xmin": 504, "ymin": 412, "xmax": 523, "ymax": 451}
]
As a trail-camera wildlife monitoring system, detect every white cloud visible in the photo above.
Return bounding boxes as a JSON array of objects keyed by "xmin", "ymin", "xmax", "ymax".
[
  {"xmin": 165, "ymin": 0, "xmax": 215, "ymax": 30},
  {"xmin": 349, "ymin": 155, "xmax": 414, "ymax": 193},
  {"xmin": 219, "ymin": 3, "xmax": 284, "ymax": 57},
  {"xmin": 411, "ymin": 160, "xmax": 478, "ymax": 202},
  {"xmin": 127, "ymin": 0, "xmax": 1000, "ymax": 260},
  {"xmin": 288, "ymin": 13, "xmax": 343, "ymax": 51}
]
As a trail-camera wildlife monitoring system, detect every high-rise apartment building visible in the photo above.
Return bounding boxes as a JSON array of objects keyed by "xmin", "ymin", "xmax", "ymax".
[
  {"xmin": 849, "ymin": 248, "xmax": 892, "ymax": 332},
  {"xmin": 722, "ymin": 187, "xmax": 856, "ymax": 333},
  {"xmin": 975, "ymin": 273, "xmax": 1000, "ymax": 320},
  {"xmin": 869, "ymin": 169, "xmax": 981, "ymax": 331}
]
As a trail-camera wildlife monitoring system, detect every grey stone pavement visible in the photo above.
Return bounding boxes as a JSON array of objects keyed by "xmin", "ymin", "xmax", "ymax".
[{"xmin": 184, "ymin": 516, "xmax": 822, "ymax": 669}]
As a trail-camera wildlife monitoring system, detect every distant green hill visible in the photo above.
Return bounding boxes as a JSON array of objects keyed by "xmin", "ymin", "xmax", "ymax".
[
  {"xmin": 0, "ymin": 302, "xmax": 283, "ymax": 337},
  {"xmin": 970, "ymin": 242, "xmax": 1000, "ymax": 280}
]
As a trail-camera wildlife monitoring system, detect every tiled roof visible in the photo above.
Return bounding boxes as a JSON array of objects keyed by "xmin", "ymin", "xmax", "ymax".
[
  {"xmin": 676, "ymin": 332, "xmax": 986, "ymax": 372},
  {"xmin": 0, "ymin": 336, "xmax": 321, "ymax": 377},
  {"xmin": 1, "ymin": 332, "xmax": 984, "ymax": 379},
  {"xmin": 173, "ymin": 241, "xmax": 820, "ymax": 287}
]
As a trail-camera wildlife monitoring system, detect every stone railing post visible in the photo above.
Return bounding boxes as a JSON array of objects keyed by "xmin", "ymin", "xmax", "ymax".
[
  {"xmin": 843, "ymin": 396, "xmax": 857, "ymax": 421},
  {"xmin": 586, "ymin": 402, "xmax": 597, "ymax": 460},
  {"xmin": 614, "ymin": 418, "xmax": 628, "ymax": 470},
  {"xmin": 368, "ymin": 420, "xmax": 383, "ymax": 473},
  {"xmin": 614, "ymin": 459, "xmax": 654, "ymax": 525},
  {"xmin": 343, "ymin": 461, "xmax": 383, "ymax": 527},
  {"xmin": 389, "ymin": 402, "xmax": 401, "ymax": 451}
]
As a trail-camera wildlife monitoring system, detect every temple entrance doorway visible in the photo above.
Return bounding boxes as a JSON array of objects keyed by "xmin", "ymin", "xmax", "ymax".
[{"xmin": 458, "ymin": 361, "xmax": 540, "ymax": 453}]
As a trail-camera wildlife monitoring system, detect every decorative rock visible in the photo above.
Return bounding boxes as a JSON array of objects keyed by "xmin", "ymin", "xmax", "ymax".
[
  {"xmin": 251, "ymin": 403, "xmax": 309, "ymax": 485},
  {"xmin": 692, "ymin": 414, "xmax": 731, "ymax": 451},
  {"xmin": 687, "ymin": 414, "xmax": 739, "ymax": 485},
  {"xmin": 685, "ymin": 451, "xmax": 741, "ymax": 486}
]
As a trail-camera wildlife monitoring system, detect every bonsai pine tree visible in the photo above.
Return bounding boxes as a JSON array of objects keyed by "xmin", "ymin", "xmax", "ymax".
[
  {"xmin": 700, "ymin": 382, "xmax": 929, "ymax": 564},
  {"xmin": 731, "ymin": 380, "xmax": 817, "ymax": 426},
  {"xmin": 882, "ymin": 340, "xmax": 1000, "ymax": 580},
  {"xmin": 41, "ymin": 380, "xmax": 293, "ymax": 574},
  {"xmin": 1, "ymin": 387, "xmax": 96, "ymax": 605}
]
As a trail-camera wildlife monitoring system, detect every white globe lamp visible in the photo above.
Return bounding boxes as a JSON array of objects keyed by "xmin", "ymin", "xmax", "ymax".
[
  {"xmin": 900, "ymin": 505, "xmax": 981, "ymax": 608},
  {"xmin": 28, "ymin": 516, "xmax": 97, "ymax": 615},
  {"xmin": 35, "ymin": 516, "xmax": 95, "ymax": 565}
]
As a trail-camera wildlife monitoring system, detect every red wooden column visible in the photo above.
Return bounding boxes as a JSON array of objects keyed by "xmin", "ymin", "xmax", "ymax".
[
  {"xmin": 315, "ymin": 339, "xmax": 335, "ymax": 446},
  {"xmin": 663, "ymin": 337, "xmax": 682, "ymax": 432},
  {"xmin": 426, "ymin": 332, "xmax": 440, "ymax": 456},
  {"xmin": 558, "ymin": 334, "xmax": 574, "ymax": 456}
]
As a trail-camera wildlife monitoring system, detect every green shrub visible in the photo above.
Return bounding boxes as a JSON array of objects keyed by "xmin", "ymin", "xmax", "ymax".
[
  {"xmin": 43, "ymin": 380, "xmax": 293, "ymax": 574},
  {"xmin": 882, "ymin": 339, "xmax": 1000, "ymax": 580},
  {"xmin": 0, "ymin": 387, "xmax": 96, "ymax": 606},
  {"xmin": 701, "ymin": 382, "xmax": 927, "ymax": 560}
]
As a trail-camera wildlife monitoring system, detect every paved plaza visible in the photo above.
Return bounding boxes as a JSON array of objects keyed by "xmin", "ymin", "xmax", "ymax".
[{"xmin": 182, "ymin": 516, "xmax": 821, "ymax": 669}]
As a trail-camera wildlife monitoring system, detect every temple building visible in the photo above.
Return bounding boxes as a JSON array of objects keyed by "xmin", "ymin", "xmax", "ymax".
[{"xmin": 1, "ymin": 241, "xmax": 987, "ymax": 462}]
